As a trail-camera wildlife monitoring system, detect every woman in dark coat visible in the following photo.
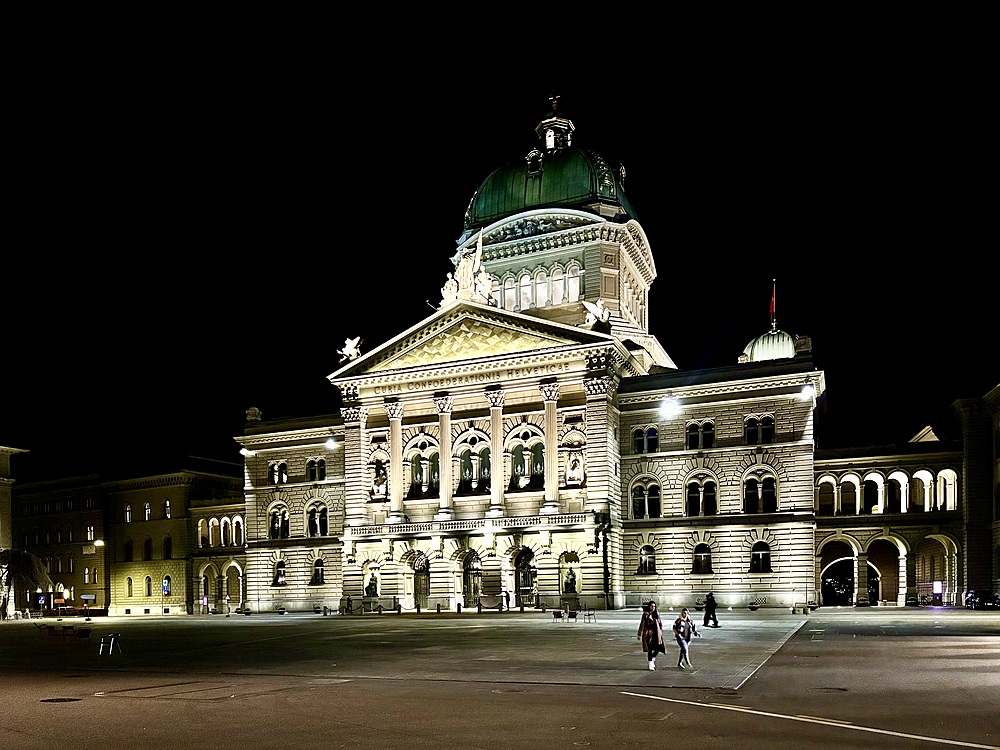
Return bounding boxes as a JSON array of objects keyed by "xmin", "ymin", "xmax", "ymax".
[{"xmin": 636, "ymin": 600, "xmax": 666, "ymax": 670}]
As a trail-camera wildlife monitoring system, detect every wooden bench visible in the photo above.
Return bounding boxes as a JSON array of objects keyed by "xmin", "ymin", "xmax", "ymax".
[{"xmin": 551, "ymin": 610, "xmax": 563, "ymax": 622}]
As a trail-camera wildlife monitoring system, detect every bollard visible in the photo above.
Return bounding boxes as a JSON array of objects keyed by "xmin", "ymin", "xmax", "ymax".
[
  {"xmin": 477, "ymin": 602, "xmax": 482, "ymax": 614},
  {"xmin": 457, "ymin": 603, "xmax": 462, "ymax": 614},
  {"xmin": 436, "ymin": 603, "xmax": 441, "ymax": 613}
]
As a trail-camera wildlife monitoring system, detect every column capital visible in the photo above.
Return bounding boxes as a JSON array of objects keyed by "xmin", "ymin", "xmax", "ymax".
[
  {"xmin": 539, "ymin": 382, "xmax": 559, "ymax": 402},
  {"xmin": 484, "ymin": 388, "xmax": 505, "ymax": 409},
  {"xmin": 433, "ymin": 395, "xmax": 454, "ymax": 414},
  {"xmin": 342, "ymin": 406, "xmax": 369, "ymax": 424},
  {"xmin": 385, "ymin": 401, "xmax": 405, "ymax": 420},
  {"xmin": 584, "ymin": 375, "xmax": 616, "ymax": 398}
]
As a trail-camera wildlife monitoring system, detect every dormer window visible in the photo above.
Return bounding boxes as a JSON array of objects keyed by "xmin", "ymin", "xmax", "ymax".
[
  {"xmin": 545, "ymin": 128, "xmax": 555, "ymax": 150},
  {"xmin": 526, "ymin": 149, "xmax": 543, "ymax": 175}
]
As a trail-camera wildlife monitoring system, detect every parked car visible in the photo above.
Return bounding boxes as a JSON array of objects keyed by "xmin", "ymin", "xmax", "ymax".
[{"xmin": 964, "ymin": 589, "xmax": 1000, "ymax": 610}]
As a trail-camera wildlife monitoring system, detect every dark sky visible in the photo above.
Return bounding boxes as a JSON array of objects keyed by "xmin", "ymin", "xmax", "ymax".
[{"xmin": 3, "ymin": 63, "xmax": 995, "ymax": 483}]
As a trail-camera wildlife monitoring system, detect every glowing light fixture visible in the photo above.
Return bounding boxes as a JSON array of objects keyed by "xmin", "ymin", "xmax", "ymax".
[
  {"xmin": 659, "ymin": 396, "xmax": 681, "ymax": 418},
  {"xmin": 325, "ymin": 436, "xmax": 341, "ymax": 450},
  {"xmin": 239, "ymin": 447, "xmax": 255, "ymax": 457},
  {"xmin": 800, "ymin": 384, "xmax": 816, "ymax": 401}
]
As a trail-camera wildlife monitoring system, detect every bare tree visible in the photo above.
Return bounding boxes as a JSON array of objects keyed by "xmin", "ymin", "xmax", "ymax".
[{"xmin": 0, "ymin": 548, "xmax": 53, "ymax": 620}]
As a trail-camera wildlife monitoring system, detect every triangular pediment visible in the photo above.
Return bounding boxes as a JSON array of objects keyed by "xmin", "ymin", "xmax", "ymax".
[{"xmin": 330, "ymin": 301, "xmax": 613, "ymax": 380}]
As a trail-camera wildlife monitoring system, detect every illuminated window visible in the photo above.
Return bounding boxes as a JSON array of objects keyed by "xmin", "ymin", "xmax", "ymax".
[{"xmin": 638, "ymin": 545, "xmax": 657, "ymax": 574}]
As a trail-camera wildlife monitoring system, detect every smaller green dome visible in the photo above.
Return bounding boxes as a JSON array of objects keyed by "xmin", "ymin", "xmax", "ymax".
[{"xmin": 741, "ymin": 329, "xmax": 798, "ymax": 363}]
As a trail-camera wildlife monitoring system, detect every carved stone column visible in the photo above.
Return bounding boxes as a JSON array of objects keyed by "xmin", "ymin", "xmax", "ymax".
[
  {"xmin": 485, "ymin": 387, "xmax": 505, "ymax": 518},
  {"xmin": 855, "ymin": 552, "xmax": 870, "ymax": 606},
  {"xmin": 434, "ymin": 395, "xmax": 454, "ymax": 520},
  {"xmin": 385, "ymin": 400, "xmax": 406, "ymax": 524},
  {"xmin": 539, "ymin": 381, "xmax": 560, "ymax": 515},
  {"xmin": 342, "ymin": 405, "xmax": 370, "ymax": 528},
  {"xmin": 583, "ymin": 372, "xmax": 618, "ymax": 515}
]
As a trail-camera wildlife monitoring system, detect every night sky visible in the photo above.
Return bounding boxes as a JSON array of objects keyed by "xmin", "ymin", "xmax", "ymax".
[{"xmin": 3, "ymin": 63, "xmax": 994, "ymax": 483}]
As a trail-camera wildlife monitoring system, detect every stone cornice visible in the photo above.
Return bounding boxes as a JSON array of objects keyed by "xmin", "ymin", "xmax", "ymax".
[{"xmin": 617, "ymin": 370, "xmax": 823, "ymax": 407}]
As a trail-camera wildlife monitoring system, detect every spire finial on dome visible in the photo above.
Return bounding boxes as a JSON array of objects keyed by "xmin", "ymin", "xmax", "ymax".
[{"xmin": 549, "ymin": 92, "xmax": 560, "ymax": 113}]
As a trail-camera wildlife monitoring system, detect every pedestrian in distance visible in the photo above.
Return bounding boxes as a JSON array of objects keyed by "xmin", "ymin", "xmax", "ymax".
[
  {"xmin": 703, "ymin": 592, "xmax": 719, "ymax": 628},
  {"xmin": 636, "ymin": 600, "xmax": 666, "ymax": 671},
  {"xmin": 504, "ymin": 590, "xmax": 511, "ymax": 611},
  {"xmin": 672, "ymin": 607, "xmax": 701, "ymax": 668}
]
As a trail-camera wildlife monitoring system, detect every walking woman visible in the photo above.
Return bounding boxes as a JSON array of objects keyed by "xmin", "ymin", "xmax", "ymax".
[
  {"xmin": 636, "ymin": 600, "xmax": 666, "ymax": 670},
  {"xmin": 672, "ymin": 607, "xmax": 702, "ymax": 668}
]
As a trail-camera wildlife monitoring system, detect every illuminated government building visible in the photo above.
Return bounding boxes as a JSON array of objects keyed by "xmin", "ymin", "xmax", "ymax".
[{"xmin": 4, "ymin": 100, "xmax": 998, "ymax": 617}]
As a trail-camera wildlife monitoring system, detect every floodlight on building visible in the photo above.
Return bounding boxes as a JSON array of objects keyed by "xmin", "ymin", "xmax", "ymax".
[
  {"xmin": 325, "ymin": 435, "xmax": 342, "ymax": 450},
  {"xmin": 799, "ymin": 384, "xmax": 816, "ymax": 402},
  {"xmin": 93, "ymin": 540, "xmax": 104, "ymax": 547},
  {"xmin": 239, "ymin": 447, "xmax": 255, "ymax": 457},
  {"xmin": 659, "ymin": 396, "xmax": 681, "ymax": 419}
]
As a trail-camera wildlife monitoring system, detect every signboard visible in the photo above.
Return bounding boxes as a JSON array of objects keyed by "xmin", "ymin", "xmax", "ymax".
[
  {"xmin": 55, "ymin": 598, "xmax": 65, "ymax": 604},
  {"xmin": 81, "ymin": 594, "xmax": 96, "ymax": 601}
]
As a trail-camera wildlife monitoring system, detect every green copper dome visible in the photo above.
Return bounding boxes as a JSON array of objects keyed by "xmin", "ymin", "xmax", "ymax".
[
  {"xmin": 463, "ymin": 102, "xmax": 636, "ymax": 233},
  {"xmin": 741, "ymin": 328, "xmax": 798, "ymax": 363}
]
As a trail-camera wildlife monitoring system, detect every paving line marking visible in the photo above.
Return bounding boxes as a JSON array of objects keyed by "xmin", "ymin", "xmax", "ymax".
[{"xmin": 620, "ymin": 691, "xmax": 999, "ymax": 749}]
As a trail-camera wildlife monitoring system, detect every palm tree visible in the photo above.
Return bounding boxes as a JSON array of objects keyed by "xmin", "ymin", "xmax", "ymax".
[{"xmin": 0, "ymin": 548, "xmax": 53, "ymax": 620}]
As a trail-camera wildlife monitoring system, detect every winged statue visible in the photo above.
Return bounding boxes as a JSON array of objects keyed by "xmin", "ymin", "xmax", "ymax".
[
  {"xmin": 582, "ymin": 298, "xmax": 611, "ymax": 326},
  {"xmin": 338, "ymin": 336, "xmax": 362, "ymax": 363}
]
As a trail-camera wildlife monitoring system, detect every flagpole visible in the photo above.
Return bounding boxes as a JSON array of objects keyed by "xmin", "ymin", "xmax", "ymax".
[{"xmin": 770, "ymin": 279, "xmax": 776, "ymax": 331}]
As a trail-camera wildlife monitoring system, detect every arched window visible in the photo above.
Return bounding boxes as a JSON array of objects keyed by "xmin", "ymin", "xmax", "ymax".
[
  {"xmin": 761, "ymin": 477, "xmax": 777, "ymax": 513},
  {"xmin": 269, "ymin": 507, "xmax": 290, "ymax": 539},
  {"xmin": 233, "ymin": 517, "xmax": 244, "ymax": 546},
  {"xmin": 126, "ymin": 577, "xmax": 133, "ymax": 597},
  {"xmin": 310, "ymin": 559, "xmax": 325, "ymax": 585},
  {"xmin": 687, "ymin": 480, "xmax": 718, "ymax": 516},
  {"xmin": 632, "ymin": 427, "xmax": 659, "ymax": 454},
  {"xmin": 164, "ymin": 499, "xmax": 171, "ymax": 519},
  {"xmin": 518, "ymin": 272, "xmax": 532, "ymax": 310},
  {"xmin": 272, "ymin": 561, "xmax": 286, "ymax": 586},
  {"xmin": 817, "ymin": 483, "xmax": 835, "ymax": 516},
  {"xmin": 745, "ymin": 415, "xmax": 776, "ymax": 445},
  {"xmin": 463, "ymin": 551, "xmax": 483, "ymax": 605},
  {"xmin": 162, "ymin": 575, "xmax": 171, "ymax": 596},
  {"xmin": 145, "ymin": 576, "xmax": 153, "ymax": 597},
  {"xmin": 744, "ymin": 478, "xmax": 761, "ymax": 513},
  {"xmin": 692, "ymin": 543, "xmax": 713, "ymax": 574},
  {"xmin": 306, "ymin": 459, "xmax": 327, "ymax": 482},
  {"xmin": 686, "ymin": 421, "xmax": 714, "ymax": 450},
  {"xmin": 529, "ymin": 444, "xmax": 544, "ymax": 489},
  {"xmin": 125, "ymin": 504, "xmax": 132, "ymax": 523},
  {"xmin": 144, "ymin": 502, "xmax": 151, "ymax": 521},
  {"xmin": 749, "ymin": 541, "xmax": 772, "ymax": 573},
  {"xmin": 270, "ymin": 462, "xmax": 288, "ymax": 485},
  {"xmin": 84, "ymin": 568, "xmax": 90, "ymax": 584},
  {"xmin": 638, "ymin": 545, "xmax": 656, "ymax": 574},
  {"xmin": 163, "ymin": 536, "xmax": 173, "ymax": 560},
  {"xmin": 514, "ymin": 548, "xmax": 536, "ymax": 608},
  {"xmin": 124, "ymin": 539, "xmax": 134, "ymax": 562},
  {"xmin": 761, "ymin": 416, "xmax": 775, "ymax": 444},
  {"xmin": 143, "ymin": 537, "xmax": 153, "ymax": 561}
]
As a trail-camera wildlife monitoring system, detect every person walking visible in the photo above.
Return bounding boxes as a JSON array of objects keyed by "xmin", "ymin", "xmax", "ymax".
[
  {"xmin": 703, "ymin": 592, "xmax": 719, "ymax": 628},
  {"xmin": 672, "ymin": 607, "xmax": 702, "ymax": 669},
  {"xmin": 636, "ymin": 600, "xmax": 666, "ymax": 671}
]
